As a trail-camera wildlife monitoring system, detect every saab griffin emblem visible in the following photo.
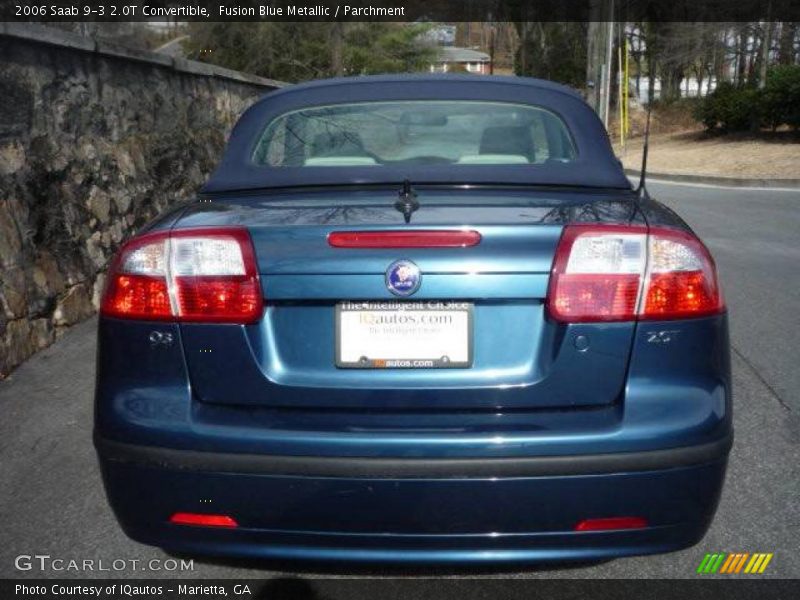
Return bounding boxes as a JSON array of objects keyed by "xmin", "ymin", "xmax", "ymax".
[{"xmin": 385, "ymin": 260, "xmax": 421, "ymax": 297}]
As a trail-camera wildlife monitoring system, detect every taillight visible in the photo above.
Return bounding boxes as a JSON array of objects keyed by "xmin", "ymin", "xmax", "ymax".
[
  {"xmin": 639, "ymin": 230, "xmax": 723, "ymax": 319},
  {"xmin": 547, "ymin": 224, "xmax": 723, "ymax": 323},
  {"xmin": 101, "ymin": 228, "xmax": 262, "ymax": 323}
]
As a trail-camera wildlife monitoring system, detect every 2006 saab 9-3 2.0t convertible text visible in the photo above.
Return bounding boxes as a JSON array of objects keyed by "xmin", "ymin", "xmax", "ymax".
[{"xmin": 94, "ymin": 75, "xmax": 731, "ymax": 564}]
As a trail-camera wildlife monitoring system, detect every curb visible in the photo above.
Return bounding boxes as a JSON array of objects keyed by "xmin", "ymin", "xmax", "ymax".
[{"xmin": 624, "ymin": 169, "xmax": 800, "ymax": 189}]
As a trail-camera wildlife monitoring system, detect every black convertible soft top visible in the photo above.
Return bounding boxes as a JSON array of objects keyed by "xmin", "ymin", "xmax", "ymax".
[{"xmin": 203, "ymin": 75, "xmax": 631, "ymax": 193}]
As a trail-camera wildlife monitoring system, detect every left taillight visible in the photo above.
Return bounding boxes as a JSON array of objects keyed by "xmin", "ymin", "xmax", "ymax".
[{"xmin": 101, "ymin": 227, "xmax": 262, "ymax": 324}]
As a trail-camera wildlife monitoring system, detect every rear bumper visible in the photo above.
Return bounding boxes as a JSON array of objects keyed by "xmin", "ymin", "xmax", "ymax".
[
  {"xmin": 96, "ymin": 434, "xmax": 731, "ymax": 564},
  {"xmin": 96, "ymin": 434, "xmax": 731, "ymax": 478}
]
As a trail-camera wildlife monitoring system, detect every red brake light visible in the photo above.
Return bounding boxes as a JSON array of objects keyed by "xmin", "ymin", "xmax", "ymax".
[
  {"xmin": 574, "ymin": 516, "xmax": 648, "ymax": 531},
  {"xmin": 176, "ymin": 277, "xmax": 261, "ymax": 321},
  {"xmin": 101, "ymin": 231, "xmax": 173, "ymax": 321},
  {"xmin": 101, "ymin": 227, "xmax": 262, "ymax": 324},
  {"xmin": 639, "ymin": 228, "xmax": 723, "ymax": 319},
  {"xmin": 169, "ymin": 512, "xmax": 238, "ymax": 528},
  {"xmin": 547, "ymin": 224, "xmax": 723, "ymax": 323},
  {"xmin": 548, "ymin": 225, "xmax": 647, "ymax": 322},
  {"xmin": 328, "ymin": 230, "xmax": 481, "ymax": 248},
  {"xmin": 103, "ymin": 274, "xmax": 172, "ymax": 320}
]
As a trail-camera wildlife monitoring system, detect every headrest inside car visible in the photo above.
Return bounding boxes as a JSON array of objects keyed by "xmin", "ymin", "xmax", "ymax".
[{"xmin": 479, "ymin": 126, "xmax": 535, "ymax": 162}]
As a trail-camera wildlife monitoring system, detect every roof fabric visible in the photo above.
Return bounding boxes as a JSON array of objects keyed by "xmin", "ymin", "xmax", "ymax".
[{"xmin": 203, "ymin": 75, "xmax": 631, "ymax": 193}]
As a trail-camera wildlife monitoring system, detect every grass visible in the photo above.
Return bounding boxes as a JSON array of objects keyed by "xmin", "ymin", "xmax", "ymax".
[{"xmin": 609, "ymin": 100, "xmax": 799, "ymax": 179}]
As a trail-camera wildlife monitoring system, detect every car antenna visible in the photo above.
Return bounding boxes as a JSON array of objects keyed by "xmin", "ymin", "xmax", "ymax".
[
  {"xmin": 636, "ymin": 103, "xmax": 652, "ymax": 202},
  {"xmin": 395, "ymin": 179, "xmax": 420, "ymax": 224}
]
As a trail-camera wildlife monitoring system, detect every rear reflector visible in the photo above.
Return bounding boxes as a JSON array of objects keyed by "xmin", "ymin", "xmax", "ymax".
[
  {"xmin": 547, "ymin": 224, "xmax": 723, "ymax": 323},
  {"xmin": 574, "ymin": 516, "xmax": 648, "ymax": 531},
  {"xmin": 101, "ymin": 227, "xmax": 263, "ymax": 324},
  {"xmin": 328, "ymin": 230, "xmax": 481, "ymax": 248},
  {"xmin": 169, "ymin": 512, "xmax": 238, "ymax": 528}
]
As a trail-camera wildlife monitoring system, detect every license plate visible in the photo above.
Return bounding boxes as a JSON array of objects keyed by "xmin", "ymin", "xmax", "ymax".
[{"xmin": 336, "ymin": 301, "xmax": 473, "ymax": 369}]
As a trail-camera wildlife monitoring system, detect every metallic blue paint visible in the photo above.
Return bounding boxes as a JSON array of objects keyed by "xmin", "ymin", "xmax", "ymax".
[
  {"xmin": 95, "ymin": 313, "xmax": 729, "ymax": 458},
  {"xmin": 94, "ymin": 77, "xmax": 731, "ymax": 564},
  {"xmin": 100, "ymin": 459, "xmax": 726, "ymax": 564}
]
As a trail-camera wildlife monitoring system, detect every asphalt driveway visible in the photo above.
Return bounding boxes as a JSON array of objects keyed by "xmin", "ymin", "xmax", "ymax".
[{"xmin": 0, "ymin": 181, "xmax": 798, "ymax": 581}]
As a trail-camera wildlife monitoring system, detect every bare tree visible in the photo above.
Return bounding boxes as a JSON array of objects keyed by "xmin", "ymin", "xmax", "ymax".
[{"xmin": 778, "ymin": 22, "xmax": 797, "ymax": 65}]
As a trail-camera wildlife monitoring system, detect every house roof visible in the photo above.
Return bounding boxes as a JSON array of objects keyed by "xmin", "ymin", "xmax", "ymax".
[{"xmin": 438, "ymin": 47, "xmax": 491, "ymax": 63}]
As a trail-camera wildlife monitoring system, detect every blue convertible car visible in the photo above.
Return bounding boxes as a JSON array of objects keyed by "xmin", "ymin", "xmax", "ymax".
[{"xmin": 95, "ymin": 75, "xmax": 731, "ymax": 564}]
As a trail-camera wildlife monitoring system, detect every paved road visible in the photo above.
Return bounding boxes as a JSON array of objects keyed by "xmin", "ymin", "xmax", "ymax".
[{"xmin": 1, "ymin": 182, "xmax": 798, "ymax": 584}]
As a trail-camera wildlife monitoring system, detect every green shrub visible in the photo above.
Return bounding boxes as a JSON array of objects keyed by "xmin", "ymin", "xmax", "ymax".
[
  {"xmin": 762, "ymin": 65, "xmax": 800, "ymax": 130},
  {"xmin": 695, "ymin": 65, "xmax": 800, "ymax": 132},
  {"xmin": 693, "ymin": 88, "xmax": 723, "ymax": 130},
  {"xmin": 694, "ymin": 82, "xmax": 761, "ymax": 132}
]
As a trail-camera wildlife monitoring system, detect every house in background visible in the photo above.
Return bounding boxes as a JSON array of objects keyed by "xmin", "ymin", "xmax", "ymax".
[{"xmin": 430, "ymin": 47, "xmax": 492, "ymax": 74}]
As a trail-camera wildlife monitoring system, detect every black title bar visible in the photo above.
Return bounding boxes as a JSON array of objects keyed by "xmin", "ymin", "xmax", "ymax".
[
  {"xmin": 3, "ymin": 0, "xmax": 800, "ymax": 22},
  {"xmin": 2, "ymin": 579, "xmax": 800, "ymax": 600}
]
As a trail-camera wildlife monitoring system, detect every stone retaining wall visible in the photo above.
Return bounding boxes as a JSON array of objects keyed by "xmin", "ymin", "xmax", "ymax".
[{"xmin": 0, "ymin": 24, "xmax": 283, "ymax": 377}]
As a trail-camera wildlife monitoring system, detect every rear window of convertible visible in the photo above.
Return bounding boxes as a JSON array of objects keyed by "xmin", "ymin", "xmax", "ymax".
[{"xmin": 252, "ymin": 101, "xmax": 577, "ymax": 167}]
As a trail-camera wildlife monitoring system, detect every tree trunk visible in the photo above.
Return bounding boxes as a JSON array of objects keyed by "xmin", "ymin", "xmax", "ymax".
[
  {"xmin": 778, "ymin": 22, "xmax": 797, "ymax": 65},
  {"xmin": 586, "ymin": 19, "xmax": 605, "ymax": 111},
  {"xmin": 736, "ymin": 28, "xmax": 748, "ymax": 85},
  {"xmin": 519, "ymin": 22, "xmax": 529, "ymax": 75},
  {"xmin": 330, "ymin": 22, "xmax": 344, "ymax": 77},
  {"xmin": 758, "ymin": 21, "xmax": 772, "ymax": 88},
  {"xmin": 662, "ymin": 66, "xmax": 683, "ymax": 102},
  {"xmin": 489, "ymin": 25, "xmax": 496, "ymax": 75},
  {"xmin": 609, "ymin": 41, "xmax": 620, "ymax": 109},
  {"xmin": 635, "ymin": 56, "xmax": 642, "ymax": 98},
  {"xmin": 716, "ymin": 29, "xmax": 728, "ymax": 83}
]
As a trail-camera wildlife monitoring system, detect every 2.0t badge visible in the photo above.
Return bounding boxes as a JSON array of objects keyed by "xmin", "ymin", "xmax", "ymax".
[{"xmin": 385, "ymin": 260, "xmax": 421, "ymax": 297}]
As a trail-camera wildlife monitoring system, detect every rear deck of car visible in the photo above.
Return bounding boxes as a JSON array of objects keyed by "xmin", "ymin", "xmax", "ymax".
[{"xmin": 95, "ymin": 75, "xmax": 731, "ymax": 564}]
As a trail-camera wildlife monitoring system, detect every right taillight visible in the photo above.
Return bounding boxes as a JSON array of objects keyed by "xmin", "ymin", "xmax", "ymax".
[
  {"xmin": 639, "ymin": 229, "xmax": 723, "ymax": 319},
  {"xmin": 547, "ymin": 224, "xmax": 723, "ymax": 323}
]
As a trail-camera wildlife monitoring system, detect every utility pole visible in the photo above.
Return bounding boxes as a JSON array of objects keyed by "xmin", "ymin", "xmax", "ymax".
[
  {"xmin": 586, "ymin": 2, "xmax": 605, "ymax": 114},
  {"xmin": 602, "ymin": 2, "xmax": 615, "ymax": 128},
  {"xmin": 586, "ymin": 0, "xmax": 615, "ymax": 126}
]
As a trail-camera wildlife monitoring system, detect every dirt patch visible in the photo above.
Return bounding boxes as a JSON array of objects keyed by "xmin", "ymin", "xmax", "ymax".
[
  {"xmin": 615, "ymin": 130, "xmax": 800, "ymax": 179},
  {"xmin": 610, "ymin": 102, "xmax": 703, "ymax": 141}
]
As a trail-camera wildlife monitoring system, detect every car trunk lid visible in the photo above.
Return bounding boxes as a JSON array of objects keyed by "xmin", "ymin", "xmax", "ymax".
[{"xmin": 177, "ymin": 187, "xmax": 640, "ymax": 411}]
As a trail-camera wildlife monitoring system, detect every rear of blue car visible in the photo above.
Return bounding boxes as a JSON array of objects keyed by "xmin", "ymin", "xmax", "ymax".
[{"xmin": 94, "ymin": 76, "xmax": 731, "ymax": 564}]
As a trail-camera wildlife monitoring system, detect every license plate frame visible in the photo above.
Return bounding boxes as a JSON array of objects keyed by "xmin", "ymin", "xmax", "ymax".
[{"xmin": 335, "ymin": 301, "xmax": 473, "ymax": 369}]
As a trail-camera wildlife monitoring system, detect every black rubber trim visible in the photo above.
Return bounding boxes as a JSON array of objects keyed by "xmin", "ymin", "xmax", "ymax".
[{"xmin": 95, "ymin": 432, "xmax": 732, "ymax": 479}]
